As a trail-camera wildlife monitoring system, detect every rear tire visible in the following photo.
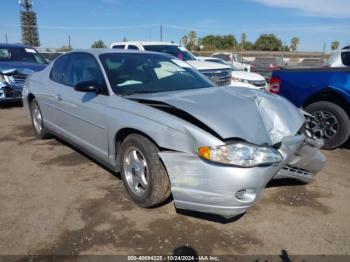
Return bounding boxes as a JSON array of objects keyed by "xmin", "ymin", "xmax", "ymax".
[
  {"xmin": 119, "ymin": 134, "xmax": 171, "ymax": 207},
  {"xmin": 305, "ymin": 101, "xmax": 350, "ymax": 149},
  {"xmin": 30, "ymin": 99, "xmax": 52, "ymax": 139}
]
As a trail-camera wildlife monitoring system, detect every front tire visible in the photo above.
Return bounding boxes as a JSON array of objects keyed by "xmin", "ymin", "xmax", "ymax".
[
  {"xmin": 30, "ymin": 99, "xmax": 52, "ymax": 139},
  {"xmin": 119, "ymin": 134, "xmax": 171, "ymax": 207},
  {"xmin": 305, "ymin": 101, "xmax": 350, "ymax": 149}
]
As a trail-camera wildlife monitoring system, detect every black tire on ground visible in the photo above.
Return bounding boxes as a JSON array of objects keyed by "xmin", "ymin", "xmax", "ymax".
[
  {"xmin": 305, "ymin": 101, "xmax": 350, "ymax": 149},
  {"xmin": 30, "ymin": 99, "xmax": 53, "ymax": 139},
  {"xmin": 119, "ymin": 134, "xmax": 171, "ymax": 207}
]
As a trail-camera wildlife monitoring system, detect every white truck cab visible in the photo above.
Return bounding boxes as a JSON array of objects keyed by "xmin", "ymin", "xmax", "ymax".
[{"xmin": 110, "ymin": 41, "xmax": 232, "ymax": 86}]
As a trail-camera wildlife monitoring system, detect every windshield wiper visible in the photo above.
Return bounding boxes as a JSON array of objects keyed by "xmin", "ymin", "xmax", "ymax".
[{"xmin": 121, "ymin": 90, "xmax": 160, "ymax": 96}]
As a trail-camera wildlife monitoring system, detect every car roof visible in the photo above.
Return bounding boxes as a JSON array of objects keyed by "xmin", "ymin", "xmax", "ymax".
[
  {"xmin": 0, "ymin": 43, "xmax": 32, "ymax": 48},
  {"xmin": 111, "ymin": 41, "xmax": 179, "ymax": 46}
]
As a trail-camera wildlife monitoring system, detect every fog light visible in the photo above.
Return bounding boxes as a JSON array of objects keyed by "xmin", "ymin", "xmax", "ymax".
[
  {"xmin": 235, "ymin": 189, "xmax": 247, "ymax": 200},
  {"xmin": 235, "ymin": 188, "xmax": 257, "ymax": 202}
]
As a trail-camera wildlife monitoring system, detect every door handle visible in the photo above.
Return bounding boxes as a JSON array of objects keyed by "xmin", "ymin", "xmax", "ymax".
[{"xmin": 55, "ymin": 94, "xmax": 63, "ymax": 102}]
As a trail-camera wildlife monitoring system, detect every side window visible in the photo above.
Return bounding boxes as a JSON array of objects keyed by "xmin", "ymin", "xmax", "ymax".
[
  {"xmin": 62, "ymin": 53, "xmax": 106, "ymax": 88},
  {"xmin": 341, "ymin": 52, "xmax": 350, "ymax": 66},
  {"xmin": 127, "ymin": 45, "xmax": 139, "ymax": 50},
  {"xmin": 112, "ymin": 45, "xmax": 125, "ymax": 49},
  {"xmin": 50, "ymin": 54, "xmax": 69, "ymax": 83}
]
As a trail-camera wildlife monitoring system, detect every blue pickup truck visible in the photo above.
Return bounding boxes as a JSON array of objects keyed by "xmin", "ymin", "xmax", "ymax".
[{"xmin": 270, "ymin": 67, "xmax": 350, "ymax": 149}]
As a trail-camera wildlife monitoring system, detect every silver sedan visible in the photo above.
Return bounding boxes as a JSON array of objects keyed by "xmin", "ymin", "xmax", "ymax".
[{"xmin": 22, "ymin": 49, "xmax": 326, "ymax": 218}]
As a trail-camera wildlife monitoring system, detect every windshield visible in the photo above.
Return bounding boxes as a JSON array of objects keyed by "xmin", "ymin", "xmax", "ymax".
[
  {"xmin": 0, "ymin": 47, "xmax": 46, "ymax": 64},
  {"xmin": 143, "ymin": 45, "xmax": 196, "ymax": 61},
  {"xmin": 205, "ymin": 58, "xmax": 228, "ymax": 65},
  {"xmin": 100, "ymin": 53, "xmax": 214, "ymax": 95}
]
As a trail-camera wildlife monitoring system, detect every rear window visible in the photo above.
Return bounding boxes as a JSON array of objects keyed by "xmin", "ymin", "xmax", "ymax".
[
  {"xmin": 127, "ymin": 45, "xmax": 139, "ymax": 50},
  {"xmin": 212, "ymin": 54, "xmax": 231, "ymax": 62},
  {"xmin": 341, "ymin": 52, "xmax": 350, "ymax": 66},
  {"xmin": 112, "ymin": 45, "xmax": 125, "ymax": 49}
]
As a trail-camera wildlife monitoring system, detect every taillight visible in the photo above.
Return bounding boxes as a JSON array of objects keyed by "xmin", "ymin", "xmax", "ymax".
[{"xmin": 269, "ymin": 76, "xmax": 281, "ymax": 94}]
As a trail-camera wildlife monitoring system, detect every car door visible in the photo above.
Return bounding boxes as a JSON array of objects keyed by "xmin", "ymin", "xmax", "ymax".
[
  {"xmin": 38, "ymin": 54, "xmax": 69, "ymax": 130},
  {"xmin": 53, "ymin": 52, "xmax": 110, "ymax": 161}
]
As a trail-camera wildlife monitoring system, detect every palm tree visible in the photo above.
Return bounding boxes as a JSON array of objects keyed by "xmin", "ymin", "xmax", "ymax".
[
  {"xmin": 187, "ymin": 31, "xmax": 197, "ymax": 51},
  {"xmin": 181, "ymin": 35, "xmax": 188, "ymax": 47},
  {"xmin": 290, "ymin": 37, "xmax": 299, "ymax": 52},
  {"xmin": 331, "ymin": 41, "xmax": 340, "ymax": 50}
]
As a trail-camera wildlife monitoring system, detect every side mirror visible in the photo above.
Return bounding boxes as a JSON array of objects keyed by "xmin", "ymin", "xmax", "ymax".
[
  {"xmin": 45, "ymin": 58, "xmax": 50, "ymax": 64},
  {"xmin": 74, "ymin": 80, "xmax": 104, "ymax": 94}
]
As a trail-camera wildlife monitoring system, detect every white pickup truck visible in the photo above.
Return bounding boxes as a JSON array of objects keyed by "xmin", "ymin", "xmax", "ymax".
[{"xmin": 110, "ymin": 41, "xmax": 232, "ymax": 86}]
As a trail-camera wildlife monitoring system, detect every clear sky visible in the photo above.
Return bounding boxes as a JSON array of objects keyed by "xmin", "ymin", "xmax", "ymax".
[{"xmin": 1, "ymin": 0, "xmax": 349, "ymax": 52}]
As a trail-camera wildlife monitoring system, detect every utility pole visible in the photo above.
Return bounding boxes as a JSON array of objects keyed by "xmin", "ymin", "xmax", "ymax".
[
  {"xmin": 5, "ymin": 34, "xmax": 8, "ymax": 44},
  {"xmin": 68, "ymin": 35, "xmax": 71, "ymax": 49},
  {"xmin": 160, "ymin": 24, "xmax": 163, "ymax": 41}
]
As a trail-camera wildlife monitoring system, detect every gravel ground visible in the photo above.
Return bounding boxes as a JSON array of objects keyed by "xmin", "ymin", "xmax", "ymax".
[{"xmin": 0, "ymin": 105, "xmax": 349, "ymax": 258}]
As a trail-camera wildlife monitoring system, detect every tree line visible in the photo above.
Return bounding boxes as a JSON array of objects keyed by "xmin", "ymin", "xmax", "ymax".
[
  {"xmin": 53, "ymin": 36, "xmax": 341, "ymax": 53},
  {"xmin": 181, "ymin": 31, "xmax": 341, "ymax": 52}
]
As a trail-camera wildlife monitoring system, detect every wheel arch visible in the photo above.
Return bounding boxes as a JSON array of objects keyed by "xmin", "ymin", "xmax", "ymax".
[
  {"xmin": 113, "ymin": 127, "xmax": 165, "ymax": 166},
  {"xmin": 27, "ymin": 93, "xmax": 35, "ymax": 104},
  {"xmin": 302, "ymin": 88, "xmax": 350, "ymax": 117}
]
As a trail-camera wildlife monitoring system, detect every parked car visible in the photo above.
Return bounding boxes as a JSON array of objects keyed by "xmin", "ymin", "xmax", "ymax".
[
  {"xmin": 197, "ymin": 56, "xmax": 267, "ymax": 90},
  {"xmin": 251, "ymin": 57, "xmax": 284, "ymax": 79},
  {"xmin": 270, "ymin": 67, "xmax": 350, "ymax": 149},
  {"xmin": 324, "ymin": 48, "xmax": 350, "ymax": 67},
  {"xmin": 0, "ymin": 43, "xmax": 47, "ymax": 102},
  {"xmin": 111, "ymin": 41, "xmax": 232, "ymax": 86},
  {"xmin": 211, "ymin": 52, "xmax": 251, "ymax": 71},
  {"xmin": 23, "ymin": 49, "xmax": 325, "ymax": 218}
]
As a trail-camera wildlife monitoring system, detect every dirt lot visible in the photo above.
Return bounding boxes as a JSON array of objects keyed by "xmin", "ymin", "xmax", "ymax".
[{"xmin": 0, "ymin": 105, "xmax": 350, "ymax": 258}]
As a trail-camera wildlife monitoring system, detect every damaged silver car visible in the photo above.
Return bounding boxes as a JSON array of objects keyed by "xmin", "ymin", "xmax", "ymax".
[{"xmin": 22, "ymin": 49, "xmax": 326, "ymax": 218}]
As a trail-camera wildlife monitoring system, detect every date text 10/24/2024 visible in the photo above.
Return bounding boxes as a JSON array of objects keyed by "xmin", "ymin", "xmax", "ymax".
[{"xmin": 127, "ymin": 255, "xmax": 220, "ymax": 261}]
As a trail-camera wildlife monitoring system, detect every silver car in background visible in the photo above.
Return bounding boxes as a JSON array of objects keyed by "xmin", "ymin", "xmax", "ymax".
[{"xmin": 22, "ymin": 49, "xmax": 326, "ymax": 218}]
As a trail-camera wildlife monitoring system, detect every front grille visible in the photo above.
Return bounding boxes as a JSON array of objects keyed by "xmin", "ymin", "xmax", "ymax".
[
  {"xmin": 2, "ymin": 86, "xmax": 22, "ymax": 98},
  {"xmin": 282, "ymin": 165, "xmax": 311, "ymax": 177},
  {"xmin": 201, "ymin": 70, "xmax": 231, "ymax": 86},
  {"xmin": 247, "ymin": 79, "xmax": 266, "ymax": 87}
]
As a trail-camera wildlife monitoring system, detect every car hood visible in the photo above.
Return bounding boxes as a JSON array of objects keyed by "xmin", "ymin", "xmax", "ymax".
[
  {"xmin": 127, "ymin": 86, "xmax": 305, "ymax": 145},
  {"xmin": 0, "ymin": 61, "xmax": 47, "ymax": 74},
  {"xmin": 231, "ymin": 71, "xmax": 265, "ymax": 81},
  {"xmin": 186, "ymin": 60, "xmax": 231, "ymax": 71}
]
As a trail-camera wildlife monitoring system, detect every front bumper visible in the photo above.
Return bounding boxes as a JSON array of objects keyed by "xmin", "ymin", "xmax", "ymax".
[
  {"xmin": 0, "ymin": 85, "xmax": 22, "ymax": 102},
  {"xmin": 159, "ymin": 135, "xmax": 325, "ymax": 218}
]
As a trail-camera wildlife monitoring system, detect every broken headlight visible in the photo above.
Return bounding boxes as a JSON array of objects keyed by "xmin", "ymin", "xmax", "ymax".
[{"xmin": 198, "ymin": 142, "xmax": 282, "ymax": 167}]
